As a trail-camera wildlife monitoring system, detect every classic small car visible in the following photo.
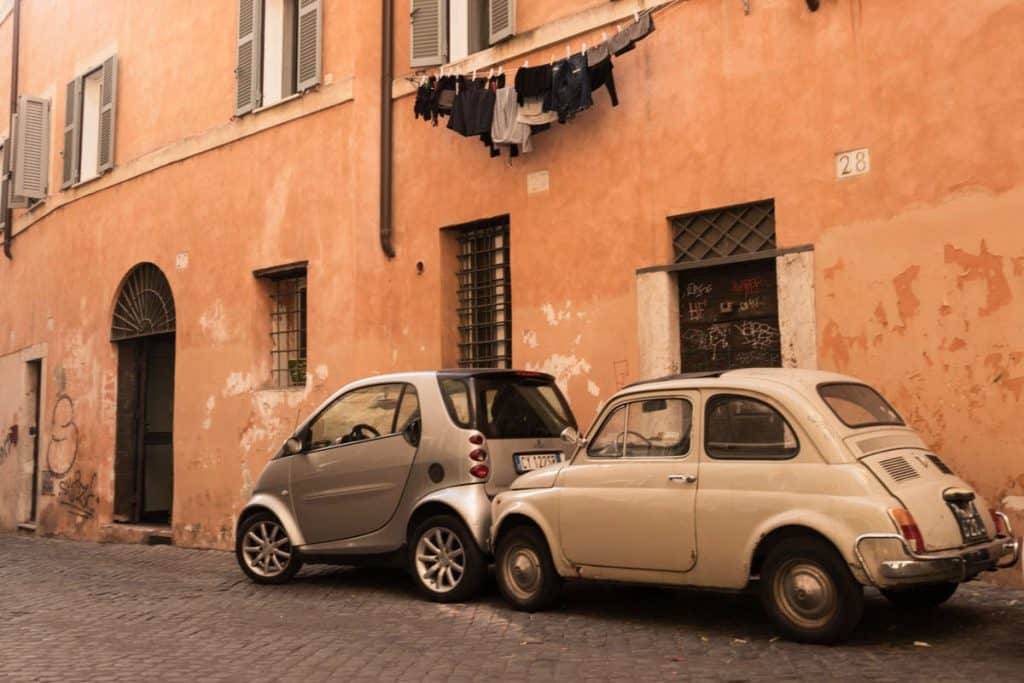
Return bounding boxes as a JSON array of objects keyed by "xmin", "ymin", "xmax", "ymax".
[
  {"xmin": 235, "ymin": 370, "xmax": 576, "ymax": 602},
  {"xmin": 490, "ymin": 368, "xmax": 1020, "ymax": 643}
]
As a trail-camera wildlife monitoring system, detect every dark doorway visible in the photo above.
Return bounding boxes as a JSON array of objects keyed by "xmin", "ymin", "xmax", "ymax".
[
  {"xmin": 111, "ymin": 263, "xmax": 176, "ymax": 525},
  {"xmin": 678, "ymin": 258, "xmax": 782, "ymax": 372},
  {"xmin": 26, "ymin": 359, "xmax": 42, "ymax": 522}
]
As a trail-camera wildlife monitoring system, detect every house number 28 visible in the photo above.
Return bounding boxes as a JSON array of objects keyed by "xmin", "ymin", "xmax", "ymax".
[{"xmin": 836, "ymin": 148, "xmax": 870, "ymax": 179}]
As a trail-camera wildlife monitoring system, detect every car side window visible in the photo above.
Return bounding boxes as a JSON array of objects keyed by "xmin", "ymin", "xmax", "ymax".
[
  {"xmin": 394, "ymin": 385, "xmax": 421, "ymax": 433},
  {"xmin": 705, "ymin": 395, "xmax": 799, "ymax": 460},
  {"xmin": 308, "ymin": 383, "xmax": 405, "ymax": 450},
  {"xmin": 587, "ymin": 405, "xmax": 627, "ymax": 458},
  {"xmin": 623, "ymin": 399, "xmax": 692, "ymax": 458}
]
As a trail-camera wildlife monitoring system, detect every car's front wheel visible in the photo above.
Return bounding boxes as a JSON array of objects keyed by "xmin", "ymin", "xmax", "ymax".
[
  {"xmin": 236, "ymin": 511, "xmax": 303, "ymax": 584},
  {"xmin": 408, "ymin": 514, "xmax": 485, "ymax": 603},
  {"xmin": 759, "ymin": 537, "xmax": 864, "ymax": 644},
  {"xmin": 495, "ymin": 525, "xmax": 561, "ymax": 612},
  {"xmin": 881, "ymin": 582, "xmax": 958, "ymax": 609}
]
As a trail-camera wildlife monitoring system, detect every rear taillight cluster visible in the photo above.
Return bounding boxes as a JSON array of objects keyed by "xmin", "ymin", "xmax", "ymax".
[
  {"xmin": 468, "ymin": 432, "xmax": 489, "ymax": 479},
  {"xmin": 990, "ymin": 509, "xmax": 1009, "ymax": 536},
  {"xmin": 889, "ymin": 508, "xmax": 926, "ymax": 553}
]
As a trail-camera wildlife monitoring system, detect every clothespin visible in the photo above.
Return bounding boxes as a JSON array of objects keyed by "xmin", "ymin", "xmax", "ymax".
[
  {"xmin": 498, "ymin": 65, "xmax": 504, "ymax": 76},
  {"xmin": 582, "ymin": 42, "xmax": 587, "ymax": 56},
  {"xmin": 602, "ymin": 31, "xmax": 608, "ymax": 42},
  {"xmin": 565, "ymin": 44, "xmax": 571, "ymax": 59},
  {"xmin": 472, "ymin": 68, "xmax": 477, "ymax": 80},
  {"xmin": 616, "ymin": 24, "xmax": 623, "ymax": 33},
  {"xmin": 488, "ymin": 67, "xmax": 494, "ymax": 80},
  {"xmin": 523, "ymin": 59, "xmax": 529, "ymax": 68},
  {"xmin": 634, "ymin": 11, "xmax": 640, "ymax": 22}
]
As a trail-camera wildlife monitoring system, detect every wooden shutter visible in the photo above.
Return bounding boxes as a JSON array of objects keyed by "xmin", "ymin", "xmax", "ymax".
[
  {"xmin": 0, "ymin": 139, "xmax": 8, "ymax": 237},
  {"xmin": 235, "ymin": 0, "xmax": 263, "ymax": 116},
  {"xmin": 410, "ymin": 0, "xmax": 445, "ymax": 67},
  {"xmin": 98, "ymin": 56, "xmax": 118, "ymax": 174},
  {"xmin": 61, "ymin": 78, "xmax": 83, "ymax": 188},
  {"xmin": 12, "ymin": 95, "xmax": 50, "ymax": 200},
  {"xmin": 489, "ymin": 0, "xmax": 515, "ymax": 45},
  {"xmin": 296, "ymin": 0, "xmax": 322, "ymax": 91}
]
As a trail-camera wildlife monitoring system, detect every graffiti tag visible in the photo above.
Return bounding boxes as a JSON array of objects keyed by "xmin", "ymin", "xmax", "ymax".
[
  {"xmin": 58, "ymin": 469, "xmax": 99, "ymax": 519},
  {"xmin": 43, "ymin": 394, "xmax": 78, "ymax": 495}
]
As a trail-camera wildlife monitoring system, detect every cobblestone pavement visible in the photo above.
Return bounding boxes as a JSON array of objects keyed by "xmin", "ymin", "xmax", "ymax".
[{"xmin": 1, "ymin": 534, "xmax": 1022, "ymax": 682}]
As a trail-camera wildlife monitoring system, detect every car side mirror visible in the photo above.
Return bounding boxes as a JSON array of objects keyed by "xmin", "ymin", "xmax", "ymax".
[
  {"xmin": 284, "ymin": 437, "xmax": 304, "ymax": 455},
  {"xmin": 403, "ymin": 418, "xmax": 422, "ymax": 447},
  {"xmin": 560, "ymin": 426, "xmax": 587, "ymax": 448}
]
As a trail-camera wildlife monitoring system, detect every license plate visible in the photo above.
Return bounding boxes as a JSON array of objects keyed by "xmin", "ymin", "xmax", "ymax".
[
  {"xmin": 514, "ymin": 452, "xmax": 560, "ymax": 473},
  {"xmin": 948, "ymin": 501, "xmax": 988, "ymax": 544}
]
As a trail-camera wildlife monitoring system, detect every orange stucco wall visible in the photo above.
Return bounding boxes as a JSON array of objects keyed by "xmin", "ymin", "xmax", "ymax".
[{"xmin": 0, "ymin": 1, "xmax": 1021, "ymax": 583}]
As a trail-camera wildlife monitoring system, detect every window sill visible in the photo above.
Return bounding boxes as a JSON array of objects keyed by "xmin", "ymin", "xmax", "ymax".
[
  {"xmin": 254, "ymin": 92, "xmax": 303, "ymax": 115},
  {"xmin": 71, "ymin": 173, "xmax": 105, "ymax": 191},
  {"xmin": 256, "ymin": 384, "xmax": 307, "ymax": 394}
]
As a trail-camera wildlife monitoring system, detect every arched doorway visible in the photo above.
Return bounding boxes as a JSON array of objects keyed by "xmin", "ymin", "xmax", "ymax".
[{"xmin": 111, "ymin": 263, "xmax": 176, "ymax": 525}]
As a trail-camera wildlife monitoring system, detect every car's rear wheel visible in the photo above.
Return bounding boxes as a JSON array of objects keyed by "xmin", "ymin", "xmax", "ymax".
[
  {"xmin": 881, "ymin": 582, "xmax": 958, "ymax": 609},
  {"xmin": 409, "ymin": 514, "xmax": 485, "ymax": 603},
  {"xmin": 759, "ymin": 537, "xmax": 863, "ymax": 644},
  {"xmin": 495, "ymin": 525, "xmax": 561, "ymax": 612},
  {"xmin": 236, "ymin": 511, "xmax": 303, "ymax": 584}
]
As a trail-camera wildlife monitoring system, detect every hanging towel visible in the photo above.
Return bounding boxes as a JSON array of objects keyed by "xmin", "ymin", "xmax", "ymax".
[{"xmin": 491, "ymin": 87, "xmax": 533, "ymax": 153}]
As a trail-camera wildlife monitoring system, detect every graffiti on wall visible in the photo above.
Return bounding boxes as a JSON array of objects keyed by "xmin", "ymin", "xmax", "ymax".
[
  {"xmin": 58, "ymin": 469, "xmax": 99, "ymax": 519},
  {"xmin": 41, "ymin": 394, "xmax": 79, "ymax": 496},
  {"xmin": 0, "ymin": 426, "xmax": 15, "ymax": 466}
]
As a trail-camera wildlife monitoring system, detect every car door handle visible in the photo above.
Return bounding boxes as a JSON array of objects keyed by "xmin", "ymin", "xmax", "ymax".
[{"xmin": 668, "ymin": 474, "xmax": 697, "ymax": 483}]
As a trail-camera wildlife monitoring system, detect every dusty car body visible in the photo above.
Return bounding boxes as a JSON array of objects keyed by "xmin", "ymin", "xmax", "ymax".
[
  {"xmin": 235, "ymin": 370, "xmax": 575, "ymax": 601},
  {"xmin": 490, "ymin": 368, "xmax": 1020, "ymax": 643}
]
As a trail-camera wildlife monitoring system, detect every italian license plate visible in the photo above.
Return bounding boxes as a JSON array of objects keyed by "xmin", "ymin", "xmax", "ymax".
[
  {"xmin": 514, "ymin": 452, "xmax": 560, "ymax": 473},
  {"xmin": 948, "ymin": 501, "xmax": 988, "ymax": 544}
]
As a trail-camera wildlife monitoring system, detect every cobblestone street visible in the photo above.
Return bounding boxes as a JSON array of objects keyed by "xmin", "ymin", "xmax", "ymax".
[{"xmin": 1, "ymin": 534, "xmax": 1021, "ymax": 682}]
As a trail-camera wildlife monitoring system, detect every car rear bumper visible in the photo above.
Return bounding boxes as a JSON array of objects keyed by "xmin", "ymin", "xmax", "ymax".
[{"xmin": 854, "ymin": 532, "xmax": 1020, "ymax": 589}]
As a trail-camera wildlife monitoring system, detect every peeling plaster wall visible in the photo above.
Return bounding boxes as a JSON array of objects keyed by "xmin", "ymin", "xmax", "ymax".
[
  {"xmin": 777, "ymin": 251, "xmax": 818, "ymax": 369},
  {"xmin": 637, "ymin": 271, "xmax": 681, "ymax": 379}
]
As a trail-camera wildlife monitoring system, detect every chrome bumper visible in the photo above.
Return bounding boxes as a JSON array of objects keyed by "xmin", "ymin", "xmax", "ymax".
[{"xmin": 854, "ymin": 533, "xmax": 1021, "ymax": 589}]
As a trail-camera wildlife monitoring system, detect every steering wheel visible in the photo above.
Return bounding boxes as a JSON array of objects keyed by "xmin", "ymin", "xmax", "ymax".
[
  {"xmin": 349, "ymin": 423, "xmax": 381, "ymax": 441},
  {"xmin": 614, "ymin": 430, "xmax": 653, "ymax": 451}
]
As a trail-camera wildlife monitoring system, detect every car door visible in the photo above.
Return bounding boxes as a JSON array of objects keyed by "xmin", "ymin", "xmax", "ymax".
[
  {"xmin": 290, "ymin": 383, "xmax": 421, "ymax": 545},
  {"xmin": 558, "ymin": 392, "xmax": 700, "ymax": 572}
]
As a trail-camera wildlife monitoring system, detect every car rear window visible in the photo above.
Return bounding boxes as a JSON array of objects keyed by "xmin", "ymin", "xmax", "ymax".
[
  {"xmin": 473, "ymin": 375, "xmax": 575, "ymax": 439},
  {"xmin": 439, "ymin": 378, "xmax": 473, "ymax": 428},
  {"xmin": 817, "ymin": 383, "xmax": 904, "ymax": 428}
]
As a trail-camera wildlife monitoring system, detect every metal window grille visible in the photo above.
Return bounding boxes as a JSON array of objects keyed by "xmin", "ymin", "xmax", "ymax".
[
  {"xmin": 456, "ymin": 221, "xmax": 511, "ymax": 368},
  {"xmin": 269, "ymin": 275, "xmax": 307, "ymax": 387},
  {"xmin": 671, "ymin": 200, "xmax": 776, "ymax": 263}
]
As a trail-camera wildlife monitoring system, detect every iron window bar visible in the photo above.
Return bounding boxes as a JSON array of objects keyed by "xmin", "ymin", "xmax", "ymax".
[{"xmin": 456, "ymin": 221, "xmax": 511, "ymax": 369}]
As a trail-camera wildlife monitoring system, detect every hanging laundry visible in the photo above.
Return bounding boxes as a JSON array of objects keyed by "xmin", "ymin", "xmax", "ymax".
[
  {"xmin": 514, "ymin": 64, "xmax": 553, "ymax": 105},
  {"xmin": 448, "ymin": 77, "xmax": 496, "ymax": 138},
  {"xmin": 587, "ymin": 55, "xmax": 618, "ymax": 107},
  {"xmin": 517, "ymin": 97, "xmax": 559, "ymax": 127},
  {"xmin": 491, "ymin": 87, "xmax": 533, "ymax": 154},
  {"xmin": 414, "ymin": 76, "xmax": 437, "ymax": 121},
  {"xmin": 546, "ymin": 54, "xmax": 592, "ymax": 123},
  {"xmin": 608, "ymin": 11, "xmax": 656, "ymax": 57}
]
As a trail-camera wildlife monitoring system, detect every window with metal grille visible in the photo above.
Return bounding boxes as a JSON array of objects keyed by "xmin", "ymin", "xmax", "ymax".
[
  {"xmin": 671, "ymin": 200, "xmax": 775, "ymax": 263},
  {"xmin": 254, "ymin": 262, "xmax": 308, "ymax": 388},
  {"xmin": 456, "ymin": 220, "xmax": 511, "ymax": 368}
]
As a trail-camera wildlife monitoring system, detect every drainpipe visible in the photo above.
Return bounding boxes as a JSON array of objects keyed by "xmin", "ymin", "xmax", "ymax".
[
  {"xmin": 379, "ymin": 0, "xmax": 396, "ymax": 258},
  {"xmin": 4, "ymin": 0, "xmax": 20, "ymax": 260}
]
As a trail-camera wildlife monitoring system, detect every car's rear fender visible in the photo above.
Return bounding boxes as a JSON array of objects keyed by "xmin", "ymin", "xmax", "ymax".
[{"xmin": 409, "ymin": 484, "xmax": 492, "ymax": 553}]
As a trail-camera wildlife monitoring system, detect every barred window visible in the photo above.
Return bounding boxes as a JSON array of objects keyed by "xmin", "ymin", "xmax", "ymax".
[
  {"xmin": 254, "ymin": 262, "xmax": 308, "ymax": 388},
  {"xmin": 456, "ymin": 220, "xmax": 511, "ymax": 368}
]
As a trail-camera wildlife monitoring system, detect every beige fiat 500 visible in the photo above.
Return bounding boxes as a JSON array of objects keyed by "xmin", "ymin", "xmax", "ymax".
[{"xmin": 490, "ymin": 368, "xmax": 1020, "ymax": 643}]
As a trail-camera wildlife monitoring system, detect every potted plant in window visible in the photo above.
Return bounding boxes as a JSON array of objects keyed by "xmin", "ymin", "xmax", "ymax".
[{"xmin": 288, "ymin": 359, "xmax": 307, "ymax": 385}]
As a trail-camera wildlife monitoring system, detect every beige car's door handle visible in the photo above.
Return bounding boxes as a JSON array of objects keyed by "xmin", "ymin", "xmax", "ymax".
[{"xmin": 668, "ymin": 474, "xmax": 697, "ymax": 483}]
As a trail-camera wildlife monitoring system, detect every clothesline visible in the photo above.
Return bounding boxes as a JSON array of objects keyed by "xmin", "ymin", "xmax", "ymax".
[{"xmin": 401, "ymin": 0, "xmax": 688, "ymax": 86}]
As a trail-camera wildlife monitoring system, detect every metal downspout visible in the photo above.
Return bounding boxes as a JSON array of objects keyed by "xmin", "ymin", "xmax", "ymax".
[
  {"xmin": 379, "ymin": 0, "xmax": 396, "ymax": 258},
  {"xmin": 4, "ymin": 0, "xmax": 20, "ymax": 259}
]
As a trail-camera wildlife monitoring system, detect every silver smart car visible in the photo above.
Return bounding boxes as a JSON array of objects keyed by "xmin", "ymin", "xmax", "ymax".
[{"xmin": 235, "ymin": 370, "xmax": 576, "ymax": 601}]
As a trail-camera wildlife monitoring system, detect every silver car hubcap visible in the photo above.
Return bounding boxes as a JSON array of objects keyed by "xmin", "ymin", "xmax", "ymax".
[
  {"xmin": 242, "ymin": 520, "xmax": 293, "ymax": 578},
  {"xmin": 774, "ymin": 560, "xmax": 837, "ymax": 629},
  {"xmin": 415, "ymin": 527, "xmax": 465, "ymax": 593},
  {"xmin": 502, "ymin": 545, "xmax": 542, "ymax": 601}
]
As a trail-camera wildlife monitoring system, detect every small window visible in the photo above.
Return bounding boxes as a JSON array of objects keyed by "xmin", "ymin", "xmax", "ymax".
[
  {"xmin": 411, "ymin": 0, "xmax": 515, "ymax": 67},
  {"xmin": 706, "ymin": 395, "xmax": 798, "ymax": 459},
  {"xmin": 262, "ymin": 0, "xmax": 299, "ymax": 106},
  {"xmin": 439, "ymin": 377, "xmax": 473, "ymax": 427},
  {"xmin": 255, "ymin": 262, "xmax": 308, "ymax": 388},
  {"xmin": 62, "ymin": 56, "xmax": 117, "ymax": 188},
  {"xmin": 79, "ymin": 68, "xmax": 103, "ymax": 183},
  {"xmin": 587, "ymin": 405, "xmax": 627, "ymax": 458},
  {"xmin": 818, "ymin": 383, "xmax": 904, "ymax": 428},
  {"xmin": 308, "ymin": 383, "xmax": 406, "ymax": 450},
  {"xmin": 455, "ymin": 219, "xmax": 511, "ymax": 369}
]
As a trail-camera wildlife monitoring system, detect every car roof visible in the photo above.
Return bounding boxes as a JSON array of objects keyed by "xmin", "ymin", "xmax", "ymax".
[
  {"xmin": 342, "ymin": 369, "xmax": 557, "ymax": 386},
  {"xmin": 619, "ymin": 367, "xmax": 869, "ymax": 400}
]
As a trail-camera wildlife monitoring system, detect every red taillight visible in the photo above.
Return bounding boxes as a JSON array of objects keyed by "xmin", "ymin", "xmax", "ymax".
[
  {"xmin": 469, "ymin": 464, "xmax": 490, "ymax": 479},
  {"xmin": 468, "ymin": 433, "xmax": 485, "ymax": 445},
  {"xmin": 469, "ymin": 448, "xmax": 488, "ymax": 462},
  {"xmin": 990, "ymin": 509, "xmax": 1008, "ymax": 536},
  {"xmin": 890, "ymin": 508, "xmax": 926, "ymax": 553}
]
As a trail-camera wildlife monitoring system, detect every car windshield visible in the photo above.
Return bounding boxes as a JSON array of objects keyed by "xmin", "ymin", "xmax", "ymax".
[
  {"xmin": 472, "ymin": 375, "xmax": 575, "ymax": 439},
  {"xmin": 817, "ymin": 383, "xmax": 904, "ymax": 428}
]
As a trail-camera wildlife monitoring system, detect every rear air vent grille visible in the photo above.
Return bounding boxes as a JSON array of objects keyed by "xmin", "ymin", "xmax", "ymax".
[
  {"xmin": 879, "ymin": 456, "xmax": 919, "ymax": 482},
  {"xmin": 927, "ymin": 454, "xmax": 954, "ymax": 475}
]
